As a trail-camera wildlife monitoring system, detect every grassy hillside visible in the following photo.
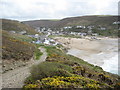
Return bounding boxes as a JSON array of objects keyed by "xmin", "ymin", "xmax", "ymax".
[
  {"xmin": 2, "ymin": 19, "xmax": 37, "ymax": 34},
  {"xmin": 23, "ymin": 15, "xmax": 118, "ymax": 29},
  {"xmin": 57, "ymin": 15, "xmax": 117, "ymax": 28},
  {"xmin": 23, "ymin": 15, "xmax": 118, "ymax": 37},
  {"xmin": 23, "ymin": 20, "xmax": 58, "ymax": 28},
  {"xmin": 2, "ymin": 30, "xmax": 36, "ymax": 60},
  {"xmin": 24, "ymin": 45, "xmax": 120, "ymax": 89},
  {"xmin": 2, "ymin": 30, "xmax": 43, "ymax": 72}
]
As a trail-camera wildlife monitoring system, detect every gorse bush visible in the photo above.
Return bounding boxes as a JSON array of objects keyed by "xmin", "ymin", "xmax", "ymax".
[
  {"xmin": 24, "ymin": 76, "xmax": 112, "ymax": 89},
  {"xmin": 30, "ymin": 62, "xmax": 73, "ymax": 80},
  {"xmin": 24, "ymin": 46, "xmax": 120, "ymax": 89}
]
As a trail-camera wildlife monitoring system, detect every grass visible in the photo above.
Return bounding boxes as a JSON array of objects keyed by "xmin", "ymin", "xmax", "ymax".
[
  {"xmin": 2, "ymin": 19, "xmax": 38, "ymax": 34},
  {"xmin": 24, "ymin": 45, "xmax": 120, "ymax": 89},
  {"xmin": 12, "ymin": 34, "xmax": 36, "ymax": 42},
  {"xmin": 2, "ymin": 30, "xmax": 36, "ymax": 60},
  {"xmin": 29, "ymin": 62, "xmax": 73, "ymax": 81},
  {"xmin": 34, "ymin": 49, "xmax": 43, "ymax": 60},
  {"xmin": 44, "ymin": 46, "xmax": 95, "ymax": 69},
  {"xmin": 48, "ymin": 35, "xmax": 82, "ymax": 39}
]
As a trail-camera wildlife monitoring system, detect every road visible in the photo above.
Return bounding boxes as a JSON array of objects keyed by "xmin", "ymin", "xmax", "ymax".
[{"xmin": 2, "ymin": 47, "xmax": 47, "ymax": 88}]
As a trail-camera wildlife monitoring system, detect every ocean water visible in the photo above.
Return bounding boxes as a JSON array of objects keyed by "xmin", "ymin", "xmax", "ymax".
[
  {"xmin": 101, "ymin": 54, "xmax": 118, "ymax": 75},
  {"xmin": 67, "ymin": 49, "xmax": 119, "ymax": 75}
]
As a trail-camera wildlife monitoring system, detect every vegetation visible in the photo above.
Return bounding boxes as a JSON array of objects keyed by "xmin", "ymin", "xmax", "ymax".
[
  {"xmin": 24, "ymin": 45, "xmax": 120, "ymax": 89},
  {"xmin": 2, "ymin": 19, "xmax": 38, "ymax": 34},
  {"xmin": 2, "ymin": 29, "xmax": 44, "ymax": 73},
  {"xmin": 24, "ymin": 15, "xmax": 118, "ymax": 28},
  {"xmin": 34, "ymin": 49, "xmax": 43, "ymax": 60},
  {"xmin": 49, "ymin": 35, "xmax": 82, "ymax": 38},
  {"xmin": 24, "ymin": 15, "xmax": 118, "ymax": 37},
  {"xmin": 92, "ymin": 29, "xmax": 118, "ymax": 37},
  {"xmin": 2, "ymin": 30, "xmax": 36, "ymax": 60}
]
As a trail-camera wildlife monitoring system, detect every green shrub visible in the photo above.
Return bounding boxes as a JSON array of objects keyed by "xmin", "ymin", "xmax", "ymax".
[
  {"xmin": 34, "ymin": 49, "xmax": 43, "ymax": 60},
  {"xmin": 30, "ymin": 62, "xmax": 73, "ymax": 81}
]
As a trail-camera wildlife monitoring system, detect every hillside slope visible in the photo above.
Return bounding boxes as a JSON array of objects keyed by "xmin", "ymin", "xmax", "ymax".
[
  {"xmin": 24, "ymin": 46, "xmax": 120, "ymax": 89},
  {"xmin": 2, "ymin": 19, "xmax": 37, "ymax": 34},
  {"xmin": 23, "ymin": 15, "xmax": 118, "ymax": 29},
  {"xmin": 2, "ymin": 30, "xmax": 36, "ymax": 60},
  {"xmin": 23, "ymin": 20, "xmax": 58, "ymax": 28},
  {"xmin": 2, "ymin": 30, "xmax": 38, "ymax": 72}
]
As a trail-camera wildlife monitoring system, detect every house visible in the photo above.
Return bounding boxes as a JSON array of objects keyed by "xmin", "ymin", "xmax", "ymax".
[
  {"xmin": 87, "ymin": 26, "xmax": 94, "ymax": 29},
  {"xmin": 100, "ymin": 27, "xmax": 106, "ymax": 30},
  {"xmin": 60, "ymin": 28, "xmax": 63, "ymax": 31},
  {"xmin": 76, "ymin": 26, "xmax": 86, "ymax": 29},
  {"xmin": 35, "ymin": 40, "xmax": 41, "ymax": 44},
  {"xmin": 80, "ymin": 33, "xmax": 87, "ymax": 36},
  {"xmin": 9, "ymin": 31, "xmax": 16, "ymax": 34},
  {"xmin": 87, "ymin": 30, "xmax": 92, "ymax": 35},
  {"xmin": 92, "ymin": 33, "xmax": 98, "ymax": 36},
  {"xmin": 113, "ymin": 21, "xmax": 120, "ymax": 25},
  {"xmin": 19, "ymin": 31, "xmax": 26, "ymax": 35},
  {"xmin": 63, "ymin": 26, "xmax": 72, "ymax": 29},
  {"xmin": 70, "ymin": 32, "xmax": 77, "ymax": 35},
  {"xmin": 91, "ymin": 36, "xmax": 97, "ymax": 40},
  {"xmin": 44, "ymin": 38, "xmax": 50, "ymax": 45},
  {"xmin": 39, "ymin": 35, "xmax": 47, "ymax": 43}
]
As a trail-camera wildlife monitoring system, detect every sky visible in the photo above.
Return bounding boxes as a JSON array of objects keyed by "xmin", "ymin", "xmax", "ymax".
[{"xmin": 0, "ymin": 0, "xmax": 119, "ymax": 21}]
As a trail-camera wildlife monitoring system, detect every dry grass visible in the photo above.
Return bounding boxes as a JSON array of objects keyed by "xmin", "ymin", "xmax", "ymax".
[{"xmin": 2, "ymin": 30, "xmax": 36, "ymax": 60}]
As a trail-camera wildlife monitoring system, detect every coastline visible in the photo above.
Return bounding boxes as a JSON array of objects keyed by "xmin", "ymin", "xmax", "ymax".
[
  {"xmin": 55, "ymin": 37, "xmax": 118, "ymax": 74},
  {"xmin": 67, "ymin": 49, "xmax": 118, "ymax": 74}
]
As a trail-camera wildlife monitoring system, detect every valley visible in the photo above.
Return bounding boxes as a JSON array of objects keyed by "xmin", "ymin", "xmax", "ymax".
[{"xmin": 1, "ymin": 15, "xmax": 120, "ymax": 89}]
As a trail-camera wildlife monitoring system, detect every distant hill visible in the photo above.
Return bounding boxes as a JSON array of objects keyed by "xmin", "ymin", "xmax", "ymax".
[
  {"xmin": 2, "ymin": 19, "xmax": 38, "ymax": 34},
  {"xmin": 23, "ymin": 20, "xmax": 58, "ymax": 28},
  {"xmin": 23, "ymin": 15, "xmax": 118, "ymax": 29}
]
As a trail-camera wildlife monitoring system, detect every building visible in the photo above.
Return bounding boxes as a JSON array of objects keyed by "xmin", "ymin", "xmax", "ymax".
[
  {"xmin": 9, "ymin": 31, "xmax": 16, "ymax": 34},
  {"xmin": 19, "ymin": 31, "xmax": 27, "ymax": 35}
]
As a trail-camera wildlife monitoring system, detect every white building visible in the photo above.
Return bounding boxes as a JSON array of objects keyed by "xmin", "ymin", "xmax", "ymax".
[
  {"xmin": 113, "ymin": 21, "xmax": 120, "ymax": 24},
  {"xmin": 19, "ymin": 31, "xmax": 27, "ymax": 35},
  {"xmin": 63, "ymin": 26, "xmax": 72, "ymax": 29},
  {"xmin": 9, "ymin": 31, "xmax": 16, "ymax": 34},
  {"xmin": 76, "ymin": 26, "xmax": 86, "ymax": 29},
  {"xmin": 44, "ymin": 38, "xmax": 50, "ymax": 45}
]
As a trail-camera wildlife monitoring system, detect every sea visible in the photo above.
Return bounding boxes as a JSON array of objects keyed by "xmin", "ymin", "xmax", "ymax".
[
  {"xmin": 101, "ymin": 54, "xmax": 119, "ymax": 75},
  {"xmin": 67, "ymin": 49, "xmax": 119, "ymax": 75}
]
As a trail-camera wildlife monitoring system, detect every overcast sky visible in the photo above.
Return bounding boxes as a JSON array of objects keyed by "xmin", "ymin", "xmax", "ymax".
[{"xmin": 0, "ymin": 0, "xmax": 119, "ymax": 21}]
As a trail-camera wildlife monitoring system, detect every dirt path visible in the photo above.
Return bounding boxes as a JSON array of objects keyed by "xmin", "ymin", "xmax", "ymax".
[{"xmin": 2, "ymin": 47, "xmax": 47, "ymax": 88}]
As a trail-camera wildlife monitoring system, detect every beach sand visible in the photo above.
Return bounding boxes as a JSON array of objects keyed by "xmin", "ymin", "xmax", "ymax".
[{"xmin": 55, "ymin": 37, "xmax": 118, "ymax": 74}]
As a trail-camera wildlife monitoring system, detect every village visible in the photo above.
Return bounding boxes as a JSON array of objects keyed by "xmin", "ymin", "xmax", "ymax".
[{"xmin": 8, "ymin": 21, "xmax": 119, "ymax": 46}]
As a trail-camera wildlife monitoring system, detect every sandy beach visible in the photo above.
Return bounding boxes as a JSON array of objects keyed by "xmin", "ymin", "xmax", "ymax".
[{"xmin": 55, "ymin": 37, "xmax": 118, "ymax": 74}]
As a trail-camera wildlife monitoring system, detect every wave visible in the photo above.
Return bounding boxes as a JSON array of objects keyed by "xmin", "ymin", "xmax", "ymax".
[
  {"xmin": 67, "ymin": 49, "xmax": 119, "ymax": 75},
  {"xmin": 101, "ymin": 54, "xmax": 118, "ymax": 74}
]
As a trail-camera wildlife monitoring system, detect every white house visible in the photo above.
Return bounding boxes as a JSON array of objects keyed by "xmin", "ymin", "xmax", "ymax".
[
  {"xmin": 100, "ymin": 27, "xmax": 106, "ymax": 30},
  {"xmin": 76, "ymin": 26, "xmax": 86, "ymax": 29},
  {"xmin": 113, "ymin": 21, "xmax": 120, "ymax": 24},
  {"xmin": 19, "ymin": 31, "xmax": 27, "ymax": 35},
  {"xmin": 63, "ymin": 26, "xmax": 72, "ymax": 29},
  {"xmin": 9, "ymin": 31, "xmax": 16, "ymax": 34},
  {"xmin": 44, "ymin": 38, "xmax": 50, "ymax": 45},
  {"xmin": 92, "ymin": 33, "xmax": 98, "ymax": 36}
]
